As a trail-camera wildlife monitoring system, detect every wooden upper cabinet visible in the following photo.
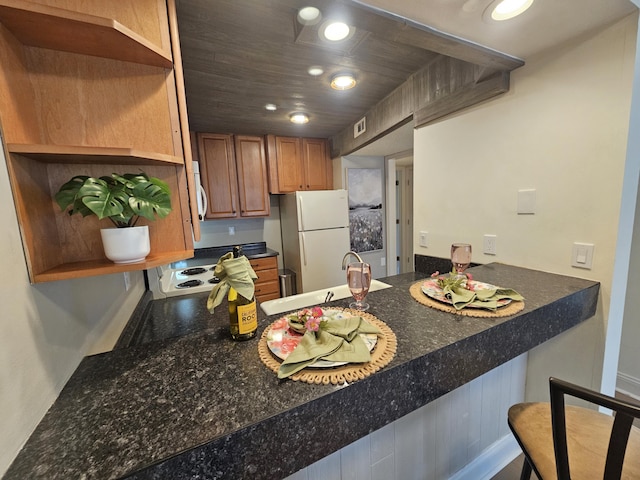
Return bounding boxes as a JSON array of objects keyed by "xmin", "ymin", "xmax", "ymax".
[
  {"xmin": 197, "ymin": 133, "xmax": 270, "ymax": 219},
  {"xmin": 234, "ymin": 135, "xmax": 270, "ymax": 217},
  {"xmin": 303, "ymin": 138, "xmax": 331, "ymax": 191},
  {"xmin": 198, "ymin": 133, "xmax": 238, "ymax": 219},
  {"xmin": 273, "ymin": 136, "xmax": 304, "ymax": 192},
  {"xmin": 0, "ymin": 0, "xmax": 197, "ymax": 282},
  {"xmin": 266, "ymin": 135, "xmax": 332, "ymax": 193}
]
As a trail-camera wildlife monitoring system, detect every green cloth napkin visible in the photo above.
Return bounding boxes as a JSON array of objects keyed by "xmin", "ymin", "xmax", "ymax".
[
  {"xmin": 207, "ymin": 252, "xmax": 258, "ymax": 313},
  {"xmin": 277, "ymin": 316, "xmax": 381, "ymax": 379},
  {"xmin": 444, "ymin": 285, "xmax": 524, "ymax": 311}
]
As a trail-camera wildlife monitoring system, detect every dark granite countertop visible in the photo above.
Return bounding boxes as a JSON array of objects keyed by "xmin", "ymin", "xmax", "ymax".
[{"xmin": 4, "ymin": 263, "xmax": 600, "ymax": 480}]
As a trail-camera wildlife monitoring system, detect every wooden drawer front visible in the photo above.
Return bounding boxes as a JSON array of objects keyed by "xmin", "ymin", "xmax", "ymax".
[
  {"xmin": 255, "ymin": 267, "xmax": 278, "ymax": 284},
  {"xmin": 255, "ymin": 279, "xmax": 279, "ymax": 297},
  {"xmin": 249, "ymin": 256, "xmax": 280, "ymax": 300},
  {"xmin": 250, "ymin": 256, "xmax": 277, "ymax": 272}
]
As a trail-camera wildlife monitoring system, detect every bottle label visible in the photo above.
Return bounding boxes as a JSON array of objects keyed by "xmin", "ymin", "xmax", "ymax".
[{"xmin": 237, "ymin": 301, "xmax": 257, "ymax": 334}]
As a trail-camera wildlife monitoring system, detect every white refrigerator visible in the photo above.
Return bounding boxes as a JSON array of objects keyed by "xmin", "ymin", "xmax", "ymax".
[{"xmin": 280, "ymin": 190, "xmax": 351, "ymax": 293}]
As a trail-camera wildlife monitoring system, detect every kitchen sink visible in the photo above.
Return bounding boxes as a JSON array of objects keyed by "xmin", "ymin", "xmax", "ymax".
[{"xmin": 260, "ymin": 279, "xmax": 392, "ymax": 316}]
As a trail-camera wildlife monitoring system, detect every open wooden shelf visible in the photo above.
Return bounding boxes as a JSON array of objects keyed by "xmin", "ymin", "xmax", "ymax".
[
  {"xmin": 7, "ymin": 144, "xmax": 184, "ymax": 165},
  {"xmin": 33, "ymin": 250, "xmax": 194, "ymax": 283},
  {"xmin": 0, "ymin": 1, "xmax": 197, "ymax": 283},
  {"xmin": 0, "ymin": 0, "xmax": 173, "ymax": 67}
]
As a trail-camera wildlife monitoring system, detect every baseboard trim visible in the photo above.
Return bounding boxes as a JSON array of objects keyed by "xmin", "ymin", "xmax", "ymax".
[
  {"xmin": 617, "ymin": 371, "xmax": 640, "ymax": 400},
  {"xmin": 449, "ymin": 434, "xmax": 521, "ymax": 480}
]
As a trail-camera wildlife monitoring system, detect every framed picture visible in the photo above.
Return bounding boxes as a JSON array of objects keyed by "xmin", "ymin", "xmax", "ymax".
[{"xmin": 347, "ymin": 168, "xmax": 383, "ymax": 252}]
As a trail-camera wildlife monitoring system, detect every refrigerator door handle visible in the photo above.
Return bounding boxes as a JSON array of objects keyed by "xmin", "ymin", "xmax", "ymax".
[
  {"xmin": 301, "ymin": 232, "xmax": 307, "ymax": 266},
  {"xmin": 298, "ymin": 195, "xmax": 306, "ymax": 231}
]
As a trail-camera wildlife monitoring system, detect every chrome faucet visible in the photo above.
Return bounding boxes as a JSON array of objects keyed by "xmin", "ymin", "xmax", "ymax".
[{"xmin": 341, "ymin": 251, "xmax": 364, "ymax": 270}]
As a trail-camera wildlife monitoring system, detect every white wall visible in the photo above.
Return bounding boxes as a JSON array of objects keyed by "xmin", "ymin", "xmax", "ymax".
[
  {"xmin": 195, "ymin": 195, "xmax": 285, "ymax": 269},
  {"xmin": 413, "ymin": 13, "xmax": 637, "ymax": 400},
  {"xmin": 0, "ymin": 142, "xmax": 147, "ymax": 475}
]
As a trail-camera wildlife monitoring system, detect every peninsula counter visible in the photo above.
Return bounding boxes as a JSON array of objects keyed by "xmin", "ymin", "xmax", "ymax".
[{"xmin": 4, "ymin": 263, "xmax": 599, "ymax": 479}]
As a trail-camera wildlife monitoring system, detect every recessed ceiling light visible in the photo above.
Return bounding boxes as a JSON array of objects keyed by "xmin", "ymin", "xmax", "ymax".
[
  {"xmin": 330, "ymin": 74, "xmax": 356, "ymax": 90},
  {"xmin": 308, "ymin": 66, "xmax": 324, "ymax": 76},
  {"xmin": 323, "ymin": 21, "xmax": 350, "ymax": 41},
  {"xmin": 289, "ymin": 112, "xmax": 309, "ymax": 124},
  {"xmin": 489, "ymin": 0, "xmax": 534, "ymax": 21},
  {"xmin": 297, "ymin": 7, "xmax": 321, "ymax": 25},
  {"xmin": 264, "ymin": 103, "xmax": 277, "ymax": 111}
]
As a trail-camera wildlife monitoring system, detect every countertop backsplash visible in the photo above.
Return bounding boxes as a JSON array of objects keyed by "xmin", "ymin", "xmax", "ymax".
[{"xmin": 195, "ymin": 196, "xmax": 284, "ymax": 269}]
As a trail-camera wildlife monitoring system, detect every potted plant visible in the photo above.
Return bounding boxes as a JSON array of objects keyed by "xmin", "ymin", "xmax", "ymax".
[{"xmin": 55, "ymin": 172, "xmax": 172, "ymax": 264}]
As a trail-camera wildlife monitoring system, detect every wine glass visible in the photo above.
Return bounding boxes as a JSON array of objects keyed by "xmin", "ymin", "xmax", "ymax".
[
  {"xmin": 451, "ymin": 243, "xmax": 472, "ymax": 274},
  {"xmin": 347, "ymin": 262, "xmax": 372, "ymax": 311}
]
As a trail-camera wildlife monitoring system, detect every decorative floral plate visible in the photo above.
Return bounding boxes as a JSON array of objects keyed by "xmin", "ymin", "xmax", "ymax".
[
  {"xmin": 421, "ymin": 279, "xmax": 512, "ymax": 308},
  {"xmin": 266, "ymin": 308, "xmax": 378, "ymax": 368}
]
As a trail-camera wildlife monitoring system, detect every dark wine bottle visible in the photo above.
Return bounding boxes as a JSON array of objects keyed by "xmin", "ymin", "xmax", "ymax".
[{"xmin": 228, "ymin": 246, "xmax": 257, "ymax": 340}]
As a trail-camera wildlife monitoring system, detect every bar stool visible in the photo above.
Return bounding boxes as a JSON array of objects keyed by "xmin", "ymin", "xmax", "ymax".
[{"xmin": 507, "ymin": 377, "xmax": 640, "ymax": 479}]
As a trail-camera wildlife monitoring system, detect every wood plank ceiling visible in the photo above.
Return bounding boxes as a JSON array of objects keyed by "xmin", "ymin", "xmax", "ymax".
[{"xmin": 176, "ymin": 0, "xmax": 522, "ymax": 141}]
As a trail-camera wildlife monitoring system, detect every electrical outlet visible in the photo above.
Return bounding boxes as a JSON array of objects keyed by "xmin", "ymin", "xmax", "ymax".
[
  {"xmin": 228, "ymin": 226, "xmax": 235, "ymax": 236},
  {"xmin": 419, "ymin": 231, "xmax": 428, "ymax": 247},
  {"xmin": 483, "ymin": 234, "xmax": 497, "ymax": 255},
  {"xmin": 380, "ymin": 257, "xmax": 386, "ymax": 266}
]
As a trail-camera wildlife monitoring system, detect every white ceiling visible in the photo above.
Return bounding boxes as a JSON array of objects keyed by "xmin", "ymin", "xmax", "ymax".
[{"xmin": 351, "ymin": 0, "xmax": 638, "ymax": 157}]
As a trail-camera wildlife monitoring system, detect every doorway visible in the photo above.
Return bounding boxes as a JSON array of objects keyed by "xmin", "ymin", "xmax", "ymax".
[{"xmin": 386, "ymin": 151, "xmax": 414, "ymax": 275}]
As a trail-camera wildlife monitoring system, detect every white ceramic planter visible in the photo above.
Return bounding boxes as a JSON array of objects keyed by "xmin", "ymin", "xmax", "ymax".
[{"xmin": 100, "ymin": 225, "xmax": 150, "ymax": 264}]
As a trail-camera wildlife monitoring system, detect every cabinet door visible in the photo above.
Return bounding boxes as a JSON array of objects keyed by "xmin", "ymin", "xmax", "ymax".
[
  {"xmin": 275, "ymin": 136, "xmax": 304, "ymax": 192},
  {"xmin": 303, "ymin": 138, "xmax": 331, "ymax": 190},
  {"xmin": 234, "ymin": 135, "xmax": 270, "ymax": 217},
  {"xmin": 198, "ymin": 133, "xmax": 238, "ymax": 219}
]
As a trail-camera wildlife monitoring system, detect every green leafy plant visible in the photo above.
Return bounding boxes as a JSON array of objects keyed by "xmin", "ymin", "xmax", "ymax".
[
  {"xmin": 431, "ymin": 269, "xmax": 473, "ymax": 291},
  {"xmin": 55, "ymin": 172, "xmax": 172, "ymax": 228}
]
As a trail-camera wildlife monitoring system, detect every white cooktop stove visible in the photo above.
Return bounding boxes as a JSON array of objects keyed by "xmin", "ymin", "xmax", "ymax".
[
  {"xmin": 148, "ymin": 242, "xmax": 274, "ymax": 299},
  {"xmin": 157, "ymin": 264, "xmax": 220, "ymax": 297}
]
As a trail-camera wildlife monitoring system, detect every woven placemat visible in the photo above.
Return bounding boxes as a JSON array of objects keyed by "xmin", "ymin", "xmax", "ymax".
[
  {"xmin": 258, "ymin": 308, "xmax": 397, "ymax": 385},
  {"xmin": 409, "ymin": 281, "xmax": 524, "ymax": 318}
]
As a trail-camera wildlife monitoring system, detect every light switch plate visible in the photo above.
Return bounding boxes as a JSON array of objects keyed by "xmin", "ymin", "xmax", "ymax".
[
  {"xmin": 571, "ymin": 242, "xmax": 594, "ymax": 269},
  {"xmin": 419, "ymin": 231, "xmax": 428, "ymax": 247},
  {"xmin": 517, "ymin": 189, "xmax": 536, "ymax": 214}
]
